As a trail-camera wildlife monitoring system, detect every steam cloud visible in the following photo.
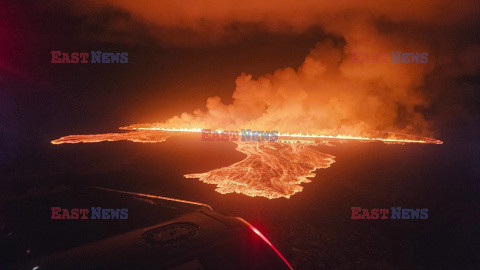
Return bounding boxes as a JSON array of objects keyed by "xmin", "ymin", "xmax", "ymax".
[
  {"xmin": 68, "ymin": 0, "xmax": 479, "ymax": 136},
  {"xmin": 133, "ymin": 39, "xmax": 432, "ymax": 136}
]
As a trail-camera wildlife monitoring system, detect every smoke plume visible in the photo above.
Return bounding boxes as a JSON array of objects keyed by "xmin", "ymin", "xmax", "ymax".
[{"xmin": 64, "ymin": 0, "xmax": 479, "ymax": 136}]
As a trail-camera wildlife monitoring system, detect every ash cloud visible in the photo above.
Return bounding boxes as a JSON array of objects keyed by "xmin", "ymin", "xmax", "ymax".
[
  {"xmin": 76, "ymin": 0, "xmax": 478, "ymax": 46},
  {"xmin": 65, "ymin": 0, "xmax": 479, "ymax": 136},
  {"xmin": 146, "ymin": 37, "xmax": 433, "ymax": 136}
]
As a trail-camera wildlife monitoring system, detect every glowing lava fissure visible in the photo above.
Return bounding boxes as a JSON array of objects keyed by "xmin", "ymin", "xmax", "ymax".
[
  {"xmin": 121, "ymin": 126, "xmax": 443, "ymax": 145},
  {"xmin": 51, "ymin": 127, "xmax": 442, "ymax": 199},
  {"xmin": 51, "ymin": 126, "xmax": 443, "ymax": 146}
]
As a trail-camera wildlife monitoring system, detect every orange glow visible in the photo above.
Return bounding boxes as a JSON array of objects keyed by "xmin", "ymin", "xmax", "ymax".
[
  {"xmin": 52, "ymin": 127, "xmax": 443, "ymax": 145},
  {"xmin": 185, "ymin": 141, "xmax": 335, "ymax": 199},
  {"xmin": 51, "ymin": 131, "xmax": 175, "ymax": 145},
  {"xmin": 51, "ymin": 127, "xmax": 442, "ymax": 199},
  {"xmin": 49, "ymin": 10, "xmax": 445, "ymax": 198},
  {"xmin": 121, "ymin": 127, "xmax": 443, "ymax": 144}
]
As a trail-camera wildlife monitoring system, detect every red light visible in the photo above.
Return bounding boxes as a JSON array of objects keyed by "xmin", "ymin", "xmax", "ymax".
[{"xmin": 237, "ymin": 218, "xmax": 294, "ymax": 270}]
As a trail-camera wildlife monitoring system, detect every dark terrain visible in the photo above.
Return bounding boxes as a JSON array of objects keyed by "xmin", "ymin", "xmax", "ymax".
[{"xmin": 2, "ymin": 132, "xmax": 479, "ymax": 269}]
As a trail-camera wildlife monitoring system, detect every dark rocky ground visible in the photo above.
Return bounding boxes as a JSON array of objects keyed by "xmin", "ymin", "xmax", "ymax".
[{"xmin": 2, "ymin": 133, "xmax": 479, "ymax": 269}]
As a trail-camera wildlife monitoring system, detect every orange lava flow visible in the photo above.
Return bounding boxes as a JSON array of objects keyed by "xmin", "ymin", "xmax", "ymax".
[
  {"xmin": 51, "ymin": 127, "xmax": 442, "ymax": 199},
  {"xmin": 51, "ymin": 131, "xmax": 175, "ymax": 145},
  {"xmin": 185, "ymin": 141, "xmax": 335, "ymax": 199},
  {"xmin": 123, "ymin": 126, "xmax": 443, "ymax": 145}
]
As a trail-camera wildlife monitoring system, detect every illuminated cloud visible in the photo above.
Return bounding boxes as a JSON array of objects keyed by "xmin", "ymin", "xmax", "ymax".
[{"xmin": 55, "ymin": 0, "xmax": 477, "ymax": 136}]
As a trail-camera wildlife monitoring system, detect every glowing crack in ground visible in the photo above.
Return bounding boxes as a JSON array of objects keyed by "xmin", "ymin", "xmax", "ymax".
[{"xmin": 51, "ymin": 128, "xmax": 441, "ymax": 199}]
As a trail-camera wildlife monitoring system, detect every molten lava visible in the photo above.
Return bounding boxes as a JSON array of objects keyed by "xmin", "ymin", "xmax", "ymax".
[
  {"xmin": 51, "ymin": 131, "xmax": 175, "ymax": 144},
  {"xmin": 51, "ymin": 127, "xmax": 442, "ymax": 199},
  {"xmin": 185, "ymin": 141, "xmax": 335, "ymax": 199},
  {"xmin": 123, "ymin": 127, "xmax": 443, "ymax": 144}
]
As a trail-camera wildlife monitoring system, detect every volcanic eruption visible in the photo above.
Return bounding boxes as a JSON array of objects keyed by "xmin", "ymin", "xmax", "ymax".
[
  {"xmin": 51, "ymin": 41, "xmax": 444, "ymax": 198},
  {"xmin": 48, "ymin": 0, "xmax": 476, "ymax": 198}
]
